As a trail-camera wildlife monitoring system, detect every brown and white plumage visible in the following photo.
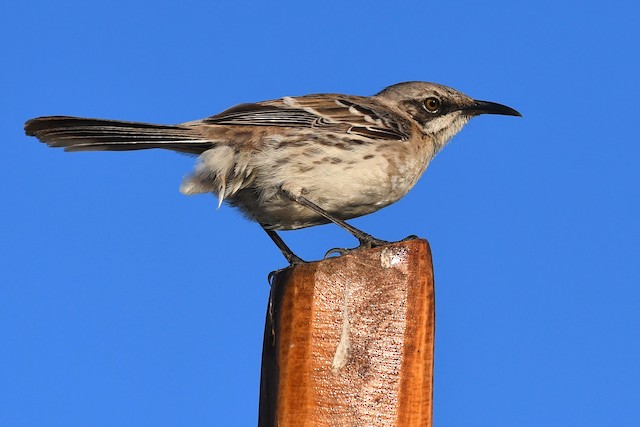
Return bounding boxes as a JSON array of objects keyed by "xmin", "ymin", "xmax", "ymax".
[{"xmin": 25, "ymin": 82, "xmax": 520, "ymax": 262}]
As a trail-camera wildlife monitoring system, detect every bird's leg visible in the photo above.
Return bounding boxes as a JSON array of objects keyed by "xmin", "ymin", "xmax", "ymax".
[
  {"xmin": 286, "ymin": 193, "xmax": 389, "ymax": 256},
  {"xmin": 261, "ymin": 224, "xmax": 306, "ymax": 265}
]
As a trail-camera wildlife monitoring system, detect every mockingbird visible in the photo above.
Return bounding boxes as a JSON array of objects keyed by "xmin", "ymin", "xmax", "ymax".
[{"xmin": 25, "ymin": 81, "xmax": 521, "ymax": 263}]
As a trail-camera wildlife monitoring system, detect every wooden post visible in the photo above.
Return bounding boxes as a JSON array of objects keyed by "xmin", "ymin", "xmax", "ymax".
[{"xmin": 259, "ymin": 239, "xmax": 435, "ymax": 426}]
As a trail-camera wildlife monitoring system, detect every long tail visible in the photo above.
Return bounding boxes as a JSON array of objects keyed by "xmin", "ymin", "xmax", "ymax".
[{"xmin": 25, "ymin": 116, "xmax": 212, "ymax": 154}]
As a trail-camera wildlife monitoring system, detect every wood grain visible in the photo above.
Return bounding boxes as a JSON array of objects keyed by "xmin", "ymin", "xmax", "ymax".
[{"xmin": 259, "ymin": 239, "xmax": 435, "ymax": 426}]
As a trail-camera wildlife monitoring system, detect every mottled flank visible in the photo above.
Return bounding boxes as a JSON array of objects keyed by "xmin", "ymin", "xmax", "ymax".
[{"xmin": 25, "ymin": 81, "xmax": 520, "ymax": 252}]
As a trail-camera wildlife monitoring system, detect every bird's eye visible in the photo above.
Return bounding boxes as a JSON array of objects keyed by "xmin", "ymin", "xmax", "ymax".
[{"xmin": 423, "ymin": 97, "xmax": 441, "ymax": 113}]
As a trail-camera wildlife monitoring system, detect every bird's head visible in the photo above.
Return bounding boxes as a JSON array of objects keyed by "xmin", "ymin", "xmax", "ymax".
[{"xmin": 376, "ymin": 81, "xmax": 521, "ymax": 150}]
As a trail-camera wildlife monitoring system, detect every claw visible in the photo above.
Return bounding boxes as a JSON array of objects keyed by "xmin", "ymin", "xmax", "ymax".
[
  {"xmin": 324, "ymin": 247, "xmax": 351, "ymax": 259},
  {"xmin": 324, "ymin": 235, "xmax": 393, "ymax": 259},
  {"xmin": 268, "ymin": 254, "xmax": 307, "ymax": 285},
  {"xmin": 267, "ymin": 269, "xmax": 283, "ymax": 285},
  {"xmin": 267, "ymin": 267, "xmax": 289, "ymax": 285},
  {"xmin": 357, "ymin": 236, "xmax": 390, "ymax": 249},
  {"xmin": 286, "ymin": 254, "xmax": 307, "ymax": 265}
]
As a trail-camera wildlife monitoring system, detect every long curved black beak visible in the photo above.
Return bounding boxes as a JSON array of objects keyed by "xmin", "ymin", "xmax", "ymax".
[{"xmin": 464, "ymin": 100, "xmax": 522, "ymax": 117}]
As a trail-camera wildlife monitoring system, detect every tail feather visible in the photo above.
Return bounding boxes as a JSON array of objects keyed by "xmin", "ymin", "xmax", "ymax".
[{"xmin": 24, "ymin": 116, "xmax": 213, "ymax": 154}]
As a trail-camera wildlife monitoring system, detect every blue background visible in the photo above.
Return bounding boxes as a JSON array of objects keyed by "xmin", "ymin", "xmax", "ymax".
[{"xmin": 2, "ymin": 1, "xmax": 639, "ymax": 425}]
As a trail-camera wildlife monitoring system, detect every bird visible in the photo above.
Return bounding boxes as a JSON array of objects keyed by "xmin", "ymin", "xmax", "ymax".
[{"xmin": 25, "ymin": 81, "xmax": 521, "ymax": 264}]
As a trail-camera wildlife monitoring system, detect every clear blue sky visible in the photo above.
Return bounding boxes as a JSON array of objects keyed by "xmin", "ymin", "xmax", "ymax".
[{"xmin": 2, "ymin": 1, "xmax": 639, "ymax": 425}]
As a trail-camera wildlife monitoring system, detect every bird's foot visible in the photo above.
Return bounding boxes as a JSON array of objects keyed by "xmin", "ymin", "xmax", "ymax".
[
  {"xmin": 286, "ymin": 253, "xmax": 306, "ymax": 265},
  {"xmin": 323, "ymin": 235, "xmax": 391, "ymax": 259},
  {"xmin": 358, "ymin": 235, "xmax": 390, "ymax": 249},
  {"xmin": 267, "ymin": 255, "xmax": 306, "ymax": 285},
  {"xmin": 324, "ymin": 247, "xmax": 352, "ymax": 259}
]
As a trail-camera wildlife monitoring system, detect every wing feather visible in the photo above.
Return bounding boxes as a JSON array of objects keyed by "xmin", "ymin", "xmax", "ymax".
[{"xmin": 203, "ymin": 95, "xmax": 411, "ymax": 141}]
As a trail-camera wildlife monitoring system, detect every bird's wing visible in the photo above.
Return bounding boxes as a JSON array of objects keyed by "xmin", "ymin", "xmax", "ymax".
[{"xmin": 203, "ymin": 95, "xmax": 411, "ymax": 141}]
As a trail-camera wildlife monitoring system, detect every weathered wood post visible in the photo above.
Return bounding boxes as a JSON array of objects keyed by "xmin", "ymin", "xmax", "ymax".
[{"xmin": 259, "ymin": 239, "xmax": 435, "ymax": 426}]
